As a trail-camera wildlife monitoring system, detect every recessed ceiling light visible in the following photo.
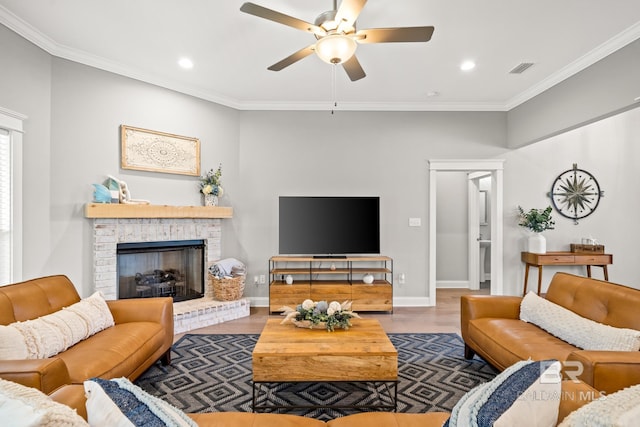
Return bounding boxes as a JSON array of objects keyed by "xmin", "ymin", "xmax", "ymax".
[
  {"xmin": 426, "ymin": 91, "xmax": 440, "ymax": 97},
  {"xmin": 460, "ymin": 60, "xmax": 476, "ymax": 71},
  {"xmin": 178, "ymin": 58, "xmax": 194, "ymax": 69}
]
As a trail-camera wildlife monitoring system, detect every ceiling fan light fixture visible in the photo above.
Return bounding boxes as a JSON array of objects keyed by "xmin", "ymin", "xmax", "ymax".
[{"xmin": 315, "ymin": 34, "xmax": 357, "ymax": 64}]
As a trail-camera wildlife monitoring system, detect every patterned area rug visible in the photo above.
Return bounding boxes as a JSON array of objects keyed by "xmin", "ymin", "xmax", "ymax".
[{"xmin": 135, "ymin": 333, "xmax": 497, "ymax": 421}]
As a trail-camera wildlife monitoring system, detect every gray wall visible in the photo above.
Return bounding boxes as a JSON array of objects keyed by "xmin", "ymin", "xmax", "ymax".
[
  {"xmin": 0, "ymin": 24, "xmax": 53, "ymax": 279},
  {"xmin": 48, "ymin": 59, "xmax": 241, "ymax": 294},
  {"xmin": 435, "ymin": 172, "xmax": 468, "ymax": 284},
  {"xmin": 508, "ymin": 38, "xmax": 640, "ymax": 148},
  {"xmin": 2, "ymin": 23, "xmax": 639, "ymax": 301},
  {"xmin": 237, "ymin": 111, "xmax": 507, "ymax": 304}
]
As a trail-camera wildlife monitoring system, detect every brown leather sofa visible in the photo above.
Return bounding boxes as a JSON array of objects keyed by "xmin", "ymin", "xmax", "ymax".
[
  {"xmin": 462, "ymin": 272, "xmax": 640, "ymax": 394},
  {"xmin": 0, "ymin": 275, "xmax": 173, "ymax": 394},
  {"xmin": 46, "ymin": 380, "xmax": 597, "ymax": 426}
]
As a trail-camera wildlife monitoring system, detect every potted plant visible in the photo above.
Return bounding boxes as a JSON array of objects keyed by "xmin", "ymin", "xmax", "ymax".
[
  {"xmin": 517, "ymin": 206, "xmax": 555, "ymax": 253},
  {"xmin": 199, "ymin": 164, "xmax": 224, "ymax": 206}
]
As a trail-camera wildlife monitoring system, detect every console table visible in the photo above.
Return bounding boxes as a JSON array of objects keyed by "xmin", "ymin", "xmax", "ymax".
[{"xmin": 521, "ymin": 251, "xmax": 613, "ymax": 296}]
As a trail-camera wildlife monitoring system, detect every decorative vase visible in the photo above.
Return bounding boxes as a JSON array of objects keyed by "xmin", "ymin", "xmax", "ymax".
[
  {"xmin": 528, "ymin": 233, "xmax": 546, "ymax": 254},
  {"xmin": 203, "ymin": 194, "xmax": 218, "ymax": 207},
  {"xmin": 363, "ymin": 273, "xmax": 374, "ymax": 284},
  {"xmin": 285, "ymin": 274, "xmax": 293, "ymax": 285}
]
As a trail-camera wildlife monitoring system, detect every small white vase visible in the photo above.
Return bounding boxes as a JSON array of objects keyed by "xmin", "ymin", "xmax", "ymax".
[
  {"xmin": 528, "ymin": 233, "xmax": 546, "ymax": 254},
  {"xmin": 285, "ymin": 274, "xmax": 294, "ymax": 285},
  {"xmin": 363, "ymin": 273, "xmax": 374, "ymax": 284},
  {"xmin": 203, "ymin": 194, "xmax": 218, "ymax": 206}
]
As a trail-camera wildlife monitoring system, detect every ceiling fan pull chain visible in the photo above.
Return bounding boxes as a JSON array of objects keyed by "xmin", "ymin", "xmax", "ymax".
[{"xmin": 331, "ymin": 64, "xmax": 338, "ymax": 114}]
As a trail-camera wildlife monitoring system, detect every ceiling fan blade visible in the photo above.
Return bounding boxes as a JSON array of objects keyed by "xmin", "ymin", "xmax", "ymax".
[
  {"xmin": 342, "ymin": 55, "xmax": 366, "ymax": 81},
  {"xmin": 335, "ymin": 0, "xmax": 367, "ymax": 29},
  {"xmin": 240, "ymin": 2, "xmax": 325, "ymax": 35},
  {"xmin": 267, "ymin": 45, "xmax": 316, "ymax": 71},
  {"xmin": 357, "ymin": 26, "xmax": 435, "ymax": 43}
]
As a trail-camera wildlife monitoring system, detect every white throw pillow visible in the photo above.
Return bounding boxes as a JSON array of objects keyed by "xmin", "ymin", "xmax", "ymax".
[
  {"xmin": 84, "ymin": 378, "xmax": 196, "ymax": 427},
  {"xmin": 0, "ymin": 378, "xmax": 88, "ymax": 426},
  {"xmin": 520, "ymin": 292, "xmax": 640, "ymax": 351},
  {"xmin": 0, "ymin": 324, "xmax": 29, "ymax": 359},
  {"xmin": 446, "ymin": 359, "xmax": 562, "ymax": 427},
  {"xmin": 558, "ymin": 384, "xmax": 640, "ymax": 427},
  {"xmin": 0, "ymin": 292, "xmax": 115, "ymax": 360}
]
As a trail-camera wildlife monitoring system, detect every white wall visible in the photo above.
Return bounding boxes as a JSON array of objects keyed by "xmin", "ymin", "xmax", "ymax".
[{"xmin": 502, "ymin": 106, "xmax": 640, "ymax": 293}]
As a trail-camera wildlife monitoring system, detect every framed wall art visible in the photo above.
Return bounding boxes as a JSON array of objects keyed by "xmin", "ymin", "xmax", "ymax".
[{"xmin": 120, "ymin": 125, "xmax": 201, "ymax": 176}]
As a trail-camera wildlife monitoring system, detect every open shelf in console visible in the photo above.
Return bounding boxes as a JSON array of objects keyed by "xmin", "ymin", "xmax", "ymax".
[{"xmin": 269, "ymin": 256, "xmax": 393, "ymax": 313}]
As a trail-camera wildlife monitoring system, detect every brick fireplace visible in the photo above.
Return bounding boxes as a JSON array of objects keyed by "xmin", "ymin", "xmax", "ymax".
[
  {"xmin": 92, "ymin": 218, "xmax": 219, "ymax": 299},
  {"xmin": 86, "ymin": 204, "xmax": 249, "ymax": 333}
]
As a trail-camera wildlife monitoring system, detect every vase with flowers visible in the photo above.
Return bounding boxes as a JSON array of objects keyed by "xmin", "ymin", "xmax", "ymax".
[
  {"xmin": 200, "ymin": 164, "xmax": 224, "ymax": 206},
  {"xmin": 517, "ymin": 206, "xmax": 555, "ymax": 253}
]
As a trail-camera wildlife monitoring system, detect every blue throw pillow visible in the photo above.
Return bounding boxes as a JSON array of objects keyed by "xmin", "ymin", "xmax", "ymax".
[
  {"xmin": 84, "ymin": 377, "xmax": 197, "ymax": 427},
  {"xmin": 445, "ymin": 360, "xmax": 562, "ymax": 427}
]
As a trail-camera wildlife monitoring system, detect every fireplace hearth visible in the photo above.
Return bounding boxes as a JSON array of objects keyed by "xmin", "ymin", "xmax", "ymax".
[{"xmin": 117, "ymin": 240, "xmax": 204, "ymax": 302}]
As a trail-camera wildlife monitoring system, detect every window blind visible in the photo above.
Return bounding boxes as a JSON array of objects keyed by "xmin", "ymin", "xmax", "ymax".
[{"xmin": 0, "ymin": 128, "xmax": 11, "ymax": 284}]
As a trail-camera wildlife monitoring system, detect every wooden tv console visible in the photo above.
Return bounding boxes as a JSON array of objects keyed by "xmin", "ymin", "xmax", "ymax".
[{"xmin": 268, "ymin": 256, "xmax": 393, "ymax": 313}]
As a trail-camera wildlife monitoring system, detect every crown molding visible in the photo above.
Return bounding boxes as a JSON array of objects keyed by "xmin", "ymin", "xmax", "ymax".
[
  {"xmin": 505, "ymin": 21, "xmax": 640, "ymax": 110},
  {"xmin": 2, "ymin": 5, "xmax": 638, "ymax": 113},
  {"xmin": 0, "ymin": 5, "xmax": 58, "ymax": 54},
  {"xmin": 233, "ymin": 100, "xmax": 508, "ymax": 112}
]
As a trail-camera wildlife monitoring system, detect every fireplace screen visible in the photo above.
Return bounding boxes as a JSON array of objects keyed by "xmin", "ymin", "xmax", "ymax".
[{"xmin": 117, "ymin": 240, "xmax": 204, "ymax": 302}]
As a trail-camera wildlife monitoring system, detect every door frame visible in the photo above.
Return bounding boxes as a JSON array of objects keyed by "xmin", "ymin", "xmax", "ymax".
[
  {"xmin": 427, "ymin": 159, "xmax": 505, "ymax": 305},
  {"xmin": 468, "ymin": 171, "xmax": 492, "ymax": 290}
]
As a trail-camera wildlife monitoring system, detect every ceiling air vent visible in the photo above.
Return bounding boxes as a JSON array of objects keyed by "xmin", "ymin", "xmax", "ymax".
[{"xmin": 509, "ymin": 62, "xmax": 534, "ymax": 74}]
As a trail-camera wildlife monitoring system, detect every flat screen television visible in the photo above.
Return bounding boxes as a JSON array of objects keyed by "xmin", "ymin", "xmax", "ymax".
[{"xmin": 279, "ymin": 196, "xmax": 380, "ymax": 255}]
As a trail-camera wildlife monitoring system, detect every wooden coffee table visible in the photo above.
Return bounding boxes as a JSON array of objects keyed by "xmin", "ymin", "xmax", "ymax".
[{"xmin": 252, "ymin": 318, "xmax": 398, "ymax": 412}]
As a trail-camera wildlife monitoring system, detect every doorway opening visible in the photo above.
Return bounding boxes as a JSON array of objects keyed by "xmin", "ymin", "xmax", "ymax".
[{"xmin": 427, "ymin": 159, "xmax": 505, "ymax": 305}]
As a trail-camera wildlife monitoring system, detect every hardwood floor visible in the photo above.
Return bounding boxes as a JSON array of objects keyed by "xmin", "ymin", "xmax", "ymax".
[{"xmin": 174, "ymin": 288, "xmax": 489, "ymax": 342}]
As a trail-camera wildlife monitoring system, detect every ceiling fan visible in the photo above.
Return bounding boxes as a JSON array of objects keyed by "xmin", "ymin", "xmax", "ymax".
[{"xmin": 240, "ymin": 0, "xmax": 435, "ymax": 81}]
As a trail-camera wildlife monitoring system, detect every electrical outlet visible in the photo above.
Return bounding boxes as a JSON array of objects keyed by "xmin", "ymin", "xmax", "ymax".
[
  {"xmin": 259, "ymin": 274, "xmax": 266, "ymax": 285},
  {"xmin": 408, "ymin": 218, "xmax": 421, "ymax": 227},
  {"xmin": 399, "ymin": 273, "xmax": 406, "ymax": 284},
  {"xmin": 253, "ymin": 276, "xmax": 259, "ymax": 285}
]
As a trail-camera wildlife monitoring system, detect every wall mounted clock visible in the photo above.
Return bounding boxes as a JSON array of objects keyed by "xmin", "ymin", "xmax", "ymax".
[{"xmin": 547, "ymin": 164, "xmax": 604, "ymax": 224}]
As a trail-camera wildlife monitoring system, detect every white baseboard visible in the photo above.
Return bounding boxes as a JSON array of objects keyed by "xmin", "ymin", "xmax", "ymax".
[
  {"xmin": 247, "ymin": 297, "xmax": 269, "ymax": 307},
  {"xmin": 436, "ymin": 280, "xmax": 470, "ymax": 289},
  {"xmin": 393, "ymin": 296, "xmax": 433, "ymax": 307}
]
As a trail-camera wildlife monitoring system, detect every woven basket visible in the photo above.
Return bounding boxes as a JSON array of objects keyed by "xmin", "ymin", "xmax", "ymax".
[
  {"xmin": 209, "ymin": 274, "xmax": 245, "ymax": 301},
  {"xmin": 291, "ymin": 319, "xmax": 327, "ymax": 330}
]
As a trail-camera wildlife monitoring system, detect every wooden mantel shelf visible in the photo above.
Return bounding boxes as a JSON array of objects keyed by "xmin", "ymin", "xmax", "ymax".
[{"xmin": 84, "ymin": 203, "xmax": 233, "ymax": 219}]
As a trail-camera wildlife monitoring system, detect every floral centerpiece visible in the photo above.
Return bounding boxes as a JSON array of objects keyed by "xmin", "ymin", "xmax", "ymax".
[
  {"xmin": 200, "ymin": 164, "xmax": 224, "ymax": 206},
  {"xmin": 280, "ymin": 299, "xmax": 360, "ymax": 332}
]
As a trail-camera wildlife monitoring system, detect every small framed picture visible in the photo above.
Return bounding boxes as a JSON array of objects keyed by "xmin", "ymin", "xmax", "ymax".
[{"xmin": 121, "ymin": 125, "xmax": 200, "ymax": 176}]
